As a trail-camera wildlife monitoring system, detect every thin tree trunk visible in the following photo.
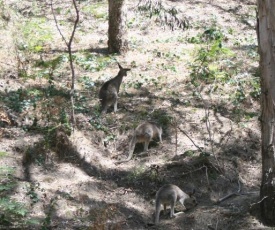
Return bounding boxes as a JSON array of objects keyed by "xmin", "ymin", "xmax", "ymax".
[
  {"xmin": 68, "ymin": 0, "xmax": 79, "ymax": 127},
  {"xmin": 51, "ymin": 0, "xmax": 79, "ymax": 128},
  {"xmin": 257, "ymin": 0, "xmax": 275, "ymax": 225},
  {"xmin": 108, "ymin": 0, "xmax": 128, "ymax": 54}
]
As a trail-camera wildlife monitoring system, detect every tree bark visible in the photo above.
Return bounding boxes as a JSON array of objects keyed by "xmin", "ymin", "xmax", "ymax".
[
  {"xmin": 108, "ymin": 0, "xmax": 128, "ymax": 54},
  {"xmin": 257, "ymin": 0, "xmax": 275, "ymax": 225}
]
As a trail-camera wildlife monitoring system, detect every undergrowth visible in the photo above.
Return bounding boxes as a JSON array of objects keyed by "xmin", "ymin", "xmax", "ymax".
[
  {"xmin": 0, "ymin": 153, "xmax": 29, "ymax": 227},
  {"xmin": 188, "ymin": 25, "xmax": 259, "ymax": 122},
  {"xmin": 0, "ymin": 1, "xmax": 261, "ymax": 229}
]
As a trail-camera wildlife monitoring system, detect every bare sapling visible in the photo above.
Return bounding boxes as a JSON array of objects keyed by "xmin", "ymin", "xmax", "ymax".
[{"xmin": 51, "ymin": 0, "xmax": 79, "ymax": 127}]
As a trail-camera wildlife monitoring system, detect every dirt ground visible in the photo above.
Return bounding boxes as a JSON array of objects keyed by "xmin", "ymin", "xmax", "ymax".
[{"xmin": 0, "ymin": 0, "xmax": 270, "ymax": 229}]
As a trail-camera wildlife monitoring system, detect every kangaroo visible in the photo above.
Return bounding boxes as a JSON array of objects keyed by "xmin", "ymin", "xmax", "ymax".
[
  {"xmin": 98, "ymin": 63, "xmax": 131, "ymax": 114},
  {"xmin": 155, "ymin": 184, "xmax": 197, "ymax": 224},
  {"xmin": 117, "ymin": 121, "xmax": 162, "ymax": 163}
]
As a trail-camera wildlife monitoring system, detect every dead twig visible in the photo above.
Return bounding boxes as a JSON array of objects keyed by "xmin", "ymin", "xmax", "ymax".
[
  {"xmin": 217, "ymin": 193, "xmax": 239, "ymax": 203},
  {"xmin": 182, "ymin": 165, "xmax": 206, "ymax": 176},
  {"xmin": 250, "ymin": 196, "xmax": 268, "ymax": 208},
  {"xmin": 182, "ymin": 165, "xmax": 210, "ymax": 186},
  {"xmin": 205, "ymin": 165, "xmax": 210, "ymax": 186},
  {"xmin": 195, "ymin": 90, "xmax": 222, "ymax": 171},
  {"xmin": 173, "ymin": 118, "xmax": 178, "ymax": 156},
  {"xmin": 216, "ymin": 180, "xmax": 242, "ymax": 203},
  {"xmin": 178, "ymin": 126, "xmax": 204, "ymax": 153},
  {"xmin": 215, "ymin": 219, "xmax": 219, "ymax": 230},
  {"xmin": 207, "ymin": 218, "xmax": 219, "ymax": 230}
]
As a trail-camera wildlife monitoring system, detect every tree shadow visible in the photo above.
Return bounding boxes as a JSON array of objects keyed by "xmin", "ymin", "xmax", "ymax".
[
  {"xmin": 51, "ymin": 126, "xmax": 99, "ymax": 177},
  {"xmin": 36, "ymin": 186, "xmax": 150, "ymax": 229},
  {"xmin": 48, "ymin": 47, "xmax": 109, "ymax": 55}
]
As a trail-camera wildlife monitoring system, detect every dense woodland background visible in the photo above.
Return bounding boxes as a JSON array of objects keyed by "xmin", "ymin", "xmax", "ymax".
[{"xmin": 0, "ymin": 0, "xmax": 271, "ymax": 229}]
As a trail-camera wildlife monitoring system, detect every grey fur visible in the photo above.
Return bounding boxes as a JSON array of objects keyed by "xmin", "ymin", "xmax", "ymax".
[
  {"xmin": 119, "ymin": 121, "xmax": 162, "ymax": 163},
  {"xmin": 98, "ymin": 63, "xmax": 130, "ymax": 114},
  {"xmin": 155, "ymin": 184, "xmax": 197, "ymax": 224}
]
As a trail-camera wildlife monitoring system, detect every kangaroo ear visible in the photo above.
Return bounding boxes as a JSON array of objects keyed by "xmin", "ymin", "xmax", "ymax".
[
  {"xmin": 117, "ymin": 62, "xmax": 123, "ymax": 69},
  {"xmin": 188, "ymin": 188, "xmax": 196, "ymax": 196}
]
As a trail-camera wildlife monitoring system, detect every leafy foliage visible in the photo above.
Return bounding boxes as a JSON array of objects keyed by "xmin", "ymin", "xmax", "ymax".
[
  {"xmin": 126, "ymin": 166, "xmax": 146, "ymax": 182},
  {"xmin": 188, "ymin": 25, "xmax": 260, "ymax": 121},
  {"xmin": 41, "ymin": 196, "xmax": 58, "ymax": 230},
  {"xmin": 2, "ymin": 85, "xmax": 70, "ymax": 116},
  {"xmin": 0, "ymin": 157, "xmax": 28, "ymax": 227},
  {"xmin": 0, "ymin": 166, "xmax": 16, "ymax": 193},
  {"xmin": 0, "ymin": 0, "xmax": 261, "ymax": 229},
  {"xmin": 18, "ymin": 18, "xmax": 53, "ymax": 53},
  {"xmin": 35, "ymin": 55, "xmax": 68, "ymax": 79},
  {"xmin": 137, "ymin": 0, "xmax": 189, "ymax": 30},
  {"xmin": 189, "ymin": 27, "xmax": 234, "ymax": 85},
  {"xmin": 82, "ymin": 2, "xmax": 108, "ymax": 20},
  {"xmin": 0, "ymin": 199, "xmax": 27, "ymax": 217},
  {"xmin": 74, "ymin": 53, "xmax": 116, "ymax": 72}
]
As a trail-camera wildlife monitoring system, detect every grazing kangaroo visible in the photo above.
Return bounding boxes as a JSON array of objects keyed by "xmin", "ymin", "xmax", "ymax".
[
  {"xmin": 117, "ymin": 121, "xmax": 162, "ymax": 163},
  {"xmin": 155, "ymin": 184, "xmax": 197, "ymax": 224},
  {"xmin": 98, "ymin": 63, "xmax": 131, "ymax": 114}
]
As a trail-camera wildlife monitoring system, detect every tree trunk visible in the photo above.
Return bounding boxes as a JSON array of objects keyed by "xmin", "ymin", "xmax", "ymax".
[
  {"xmin": 257, "ymin": 0, "xmax": 275, "ymax": 225},
  {"xmin": 108, "ymin": 0, "xmax": 128, "ymax": 54}
]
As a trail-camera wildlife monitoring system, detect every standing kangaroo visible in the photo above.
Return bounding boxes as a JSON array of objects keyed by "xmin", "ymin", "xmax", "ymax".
[
  {"xmin": 98, "ymin": 63, "xmax": 131, "ymax": 114},
  {"xmin": 117, "ymin": 121, "xmax": 162, "ymax": 163},
  {"xmin": 155, "ymin": 184, "xmax": 197, "ymax": 224}
]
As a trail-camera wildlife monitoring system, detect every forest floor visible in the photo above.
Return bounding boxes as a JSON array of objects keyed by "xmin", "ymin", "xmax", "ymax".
[{"xmin": 0, "ymin": 0, "xmax": 270, "ymax": 229}]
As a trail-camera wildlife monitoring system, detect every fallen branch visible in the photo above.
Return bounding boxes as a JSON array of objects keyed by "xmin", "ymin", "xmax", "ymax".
[
  {"xmin": 182, "ymin": 165, "xmax": 206, "ymax": 176},
  {"xmin": 250, "ymin": 196, "xmax": 268, "ymax": 208},
  {"xmin": 207, "ymin": 218, "xmax": 219, "ymax": 230},
  {"xmin": 216, "ymin": 180, "xmax": 242, "ymax": 203},
  {"xmin": 182, "ymin": 165, "xmax": 210, "ymax": 186},
  {"xmin": 217, "ymin": 192, "xmax": 240, "ymax": 203},
  {"xmin": 178, "ymin": 126, "xmax": 204, "ymax": 153}
]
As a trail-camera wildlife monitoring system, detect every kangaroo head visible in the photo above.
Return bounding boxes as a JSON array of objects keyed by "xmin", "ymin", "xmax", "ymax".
[
  {"xmin": 118, "ymin": 63, "xmax": 131, "ymax": 77},
  {"xmin": 184, "ymin": 196, "xmax": 198, "ymax": 208},
  {"xmin": 185, "ymin": 188, "xmax": 197, "ymax": 207},
  {"xmin": 188, "ymin": 188, "xmax": 196, "ymax": 196}
]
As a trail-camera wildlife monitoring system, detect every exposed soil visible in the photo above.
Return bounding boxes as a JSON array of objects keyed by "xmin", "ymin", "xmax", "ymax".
[{"xmin": 0, "ymin": 0, "xmax": 269, "ymax": 229}]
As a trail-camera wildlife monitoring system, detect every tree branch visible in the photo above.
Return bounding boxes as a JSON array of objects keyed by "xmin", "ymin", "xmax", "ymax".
[
  {"xmin": 178, "ymin": 126, "xmax": 204, "ymax": 153},
  {"xmin": 182, "ymin": 165, "xmax": 210, "ymax": 186},
  {"xmin": 50, "ymin": 1, "xmax": 68, "ymax": 47},
  {"xmin": 216, "ymin": 180, "xmax": 242, "ymax": 203},
  {"xmin": 68, "ymin": 0, "xmax": 80, "ymax": 126}
]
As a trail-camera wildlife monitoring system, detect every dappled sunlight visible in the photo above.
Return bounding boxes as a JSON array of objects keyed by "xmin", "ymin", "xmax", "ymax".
[{"xmin": 0, "ymin": 0, "xmax": 266, "ymax": 229}]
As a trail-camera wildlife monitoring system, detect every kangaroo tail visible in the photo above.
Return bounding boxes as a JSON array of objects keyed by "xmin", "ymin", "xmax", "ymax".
[
  {"xmin": 115, "ymin": 135, "xmax": 136, "ymax": 164},
  {"xmin": 126, "ymin": 135, "xmax": 136, "ymax": 161},
  {"xmin": 155, "ymin": 199, "xmax": 161, "ymax": 224}
]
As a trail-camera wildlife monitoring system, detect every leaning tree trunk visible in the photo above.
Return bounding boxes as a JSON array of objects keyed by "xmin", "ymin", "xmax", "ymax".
[
  {"xmin": 257, "ymin": 0, "xmax": 275, "ymax": 225},
  {"xmin": 108, "ymin": 0, "xmax": 128, "ymax": 54}
]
